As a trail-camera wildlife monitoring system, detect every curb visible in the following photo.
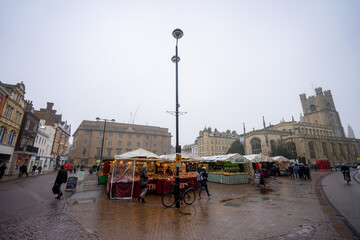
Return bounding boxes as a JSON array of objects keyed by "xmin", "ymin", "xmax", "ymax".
[{"xmin": 319, "ymin": 173, "xmax": 360, "ymax": 240}]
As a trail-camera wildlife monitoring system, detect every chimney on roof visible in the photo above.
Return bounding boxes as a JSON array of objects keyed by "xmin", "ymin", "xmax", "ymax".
[{"xmin": 47, "ymin": 102, "xmax": 54, "ymax": 110}]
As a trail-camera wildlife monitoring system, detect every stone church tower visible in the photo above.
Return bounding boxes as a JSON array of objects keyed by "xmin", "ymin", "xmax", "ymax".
[{"xmin": 300, "ymin": 87, "xmax": 345, "ymax": 138}]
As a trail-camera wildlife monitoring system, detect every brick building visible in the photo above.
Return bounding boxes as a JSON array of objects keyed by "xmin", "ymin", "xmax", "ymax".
[{"xmin": 70, "ymin": 120, "xmax": 172, "ymax": 166}]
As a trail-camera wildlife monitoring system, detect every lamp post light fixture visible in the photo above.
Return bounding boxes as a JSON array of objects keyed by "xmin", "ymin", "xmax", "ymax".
[
  {"xmin": 96, "ymin": 117, "xmax": 115, "ymax": 164},
  {"xmin": 172, "ymin": 28, "xmax": 183, "ymax": 209}
]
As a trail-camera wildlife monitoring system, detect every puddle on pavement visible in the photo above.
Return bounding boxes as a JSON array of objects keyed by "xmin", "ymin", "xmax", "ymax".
[
  {"xmin": 180, "ymin": 211, "xmax": 192, "ymax": 216},
  {"xmin": 224, "ymin": 202, "xmax": 241, "ymax": 208},
  {"xmin": 260, "ymin": 188, "xmax": 273, "ymax": 194}
]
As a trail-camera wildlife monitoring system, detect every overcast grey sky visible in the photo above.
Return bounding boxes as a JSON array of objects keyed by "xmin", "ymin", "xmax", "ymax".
[{"xmin": 0, "ymin": 0, "xmax": 359, "ymax": 146}]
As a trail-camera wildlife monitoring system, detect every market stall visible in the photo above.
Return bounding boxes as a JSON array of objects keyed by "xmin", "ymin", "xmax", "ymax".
[
  {"xmin": 272, "ymin": 156, "xmax": 290, "ymax": 175},
  {"xmin": 243, "ymin": 154, "xmax": 275, "ymax": 178},
  {"xmin": 107, "ymin": 149, "xmax": 199, "ymax": 199},
  {"xmin": 201, "ymin": 154, "xmax": 253, "ymax": 184}
]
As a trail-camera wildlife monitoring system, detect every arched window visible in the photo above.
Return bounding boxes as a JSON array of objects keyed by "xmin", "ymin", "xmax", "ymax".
[
  {"xmin": 308, "ymin": 142, "xmax": 316, "ymax": 158},
  {"xmin": 287, "ymin": 141, "xmax": 298, "ymax": 159},
  {"xmin": 322, "ymin": 142, "xmax": 329, "ymax": 158},
  {"xmin": 270, "ymin": 140, "xmax": 276, "ymax": 155},
  {"xmin": 0, "ymin": 126, "xmax": 6, "ymax": 143},
  {"xmin": 6, "ymin": 130, "xmax": 16, "ymax": 146},
  {"xmin": 251, "ymin": 138, "xmax": 262, "ymax": 154},
  {"xmin": 310, "ymin": 104, "xmax": 317, "ymax": 112}
]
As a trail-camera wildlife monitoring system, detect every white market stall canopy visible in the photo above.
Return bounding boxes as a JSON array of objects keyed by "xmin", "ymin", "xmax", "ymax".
[
  {"xmin": 201, "ymin": 154, "xmax": 250, "ymax": 164},
  {"xmin": 272, "ymin": 156, "xmax": 290, "ymax": 162},
  {"xmin": 114, "ymin": 148, "xmax": 161, "ymax": 161},
  {"xmin": 160, "ymin": 153, "xmax": 204, "ymax": 161},
  {"xmin": 243, "ymin": 154, "xmax": 274, "ymax": 163}
]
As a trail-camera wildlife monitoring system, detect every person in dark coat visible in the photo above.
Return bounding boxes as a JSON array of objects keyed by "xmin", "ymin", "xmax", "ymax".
[
  {"xmin": 54, "ymin": 165, "xmax": 68, "ymax": 199},
  {"xmin": 198, "ymin": 167, "xmax": 211, "ymax": 199},
  {"xmin": 137, "ymin": 165, "xmax": 148, "ymax": 203},
  {"xmin": 37, "ymin": 166, "xmax": 42, "ymax": 175},
  {"xmin": 18, "ymin": 164, "xmax": 29, "ymax": 177},
  {"xmin": 0, "ymin": 163, "xmax": 7, "ymax": 178}
]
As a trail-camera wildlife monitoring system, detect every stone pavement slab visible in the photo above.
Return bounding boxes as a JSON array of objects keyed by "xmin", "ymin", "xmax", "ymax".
[
  {"xmin": 0, "ymin": 214, "xmax": 100, "ymax": 240},
  {"xmin": 66, "ymin": 172, "xmax": 352, "ymax": 240}
]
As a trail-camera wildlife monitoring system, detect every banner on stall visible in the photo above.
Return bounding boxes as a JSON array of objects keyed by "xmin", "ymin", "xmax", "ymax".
[{"xmin": 77, "ymin": 171, "xmax": 85, "ymax": 179}]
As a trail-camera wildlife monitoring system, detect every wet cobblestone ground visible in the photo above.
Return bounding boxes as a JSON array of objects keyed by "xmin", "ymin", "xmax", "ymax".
[
  {"xmin": 0, "ymin": 214, "xmax": 100, "ymax": 240},
  {"xmin": 65, "ymin": 172, "xmax": 353, "ymax": 240}
]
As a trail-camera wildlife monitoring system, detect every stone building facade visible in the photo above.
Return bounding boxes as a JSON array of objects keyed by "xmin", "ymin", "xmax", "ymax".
[
  {"xmin": 13, "ymin": 101, "xmax": 40, "ymax": 171},
  {"xmin": 197, "ymin": 127, "xmax": 239, "ymax": 157},
  {"xmin": 0, "ymin": 82, "xmax": 26, "ymax": 175},
  {"xmin": 34, "ymin": 102, "xmax": 71, "ymax": 167},
  {"xmin": 70, "ymin": 120, "xmax": 172, "ymax": 166},
  {"xmin": 244, "ymin": 88, "xmax": 360, "ymax": 164}
]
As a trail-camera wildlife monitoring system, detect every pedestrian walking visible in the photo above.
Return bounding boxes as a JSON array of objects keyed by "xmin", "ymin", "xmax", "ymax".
[
  {"xmin": 288, "ymin": 166, "xmax": 294, "ymax": 178},
  {"xmin": 293, "ymin": 165, "xmax": 299, "ymax": 179},
  {"xmin": 53, "ymin": 165, "xmax": 68, "ymax": 200},
  {"xmin": 31, "ymin": 164, "xmax": 37, "ymax": 175},
  {"xmin": 73, "ymin": 165, "xmax": 77, "ymax": 173},
  {"xmin": 18, "ymin": 164, "xmax": 29, "ymax": 177},
  {"xmin": 0, "ymin": 163, "xmax": 7, "ymax": 178},
  {"xmin": 198, "ymin": 167, "xmax": 211, "ymax": 199},
  {"xmin": 137, "ymin": 165, "xmax": 148, "ymax": 203},
  {"xmin": 37, "ymin": 166, "xmax": 42, "ymax": 175}
]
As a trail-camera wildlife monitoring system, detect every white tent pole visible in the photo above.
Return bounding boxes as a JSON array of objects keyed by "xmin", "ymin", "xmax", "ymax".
[{"xmin": 131, "ymin": 160, "xmax": 136, "ymax": 199}]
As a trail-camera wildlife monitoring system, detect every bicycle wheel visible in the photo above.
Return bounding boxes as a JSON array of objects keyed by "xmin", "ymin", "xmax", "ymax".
[
  {"xmin": 183, "ymin": 189, "xmax": 196, "ymax": 205},
  {"xmin": 162, "ymin": 191, "xmax": 176, "ymax": 208}
]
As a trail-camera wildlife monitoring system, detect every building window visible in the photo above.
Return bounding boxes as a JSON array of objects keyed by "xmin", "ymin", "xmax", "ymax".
[
  {"xmin": 84, "ymin": 139, "xmax": 87, "ymax": 145},
  {"xmin": 0, "ymin": 126, "xmax": 6, "ymax": 143},
  {"xmin": 99, "ymin": 140, "xmax": 102, "ymax": 145},
  {"xmin": 116, "ymin": 149, "xmax": 121, "ymax": 155},
  {"xmin": 25, "ymin": 120, "xmax": 30, "ymax": 130},
  {"xmin": 145, "ymin": 136, "xmax": 149, "ymax": 140},
  {"xmin": 107, "ymin": 148, "xmax": 112, "ymax": 157},
  {"xmin": 145, "ymin": 142, "xmax": 148, "ymax": 147},
  {"xmin": 127, "ymin": 142, "xmax": 131, "ymax": 146},
  {"xmin": 308, "ymin": 142, "xmax": 316, "ymax": 158},
  {"xmin": 97, "ymin": 148, "xmax": 102, "ymax": 157},
  {"xmin": 99, "ymin": 132, "xmax": 103, "ymax": 137},
  {"xmin": 137, "ymin": 142, "xmax": 140, "ymax": 147},
  {"xmin": 137, "ymin": 135, "xmax": 141, "ymax": 139},
  {"xmin": 128, "ymin": 134, "xmax": 132, "ymax": 139},
  {"xmin": 108, "ymin": 140, "xmax": 112, "ymax": 146},
  {"xmin": 251, "ymin": 138, "xmax": 262, "ymax": 154},
  {"xmin": 118, "ymin": 141, "xmax": 122, "ymax": 146},
  {"xmin": 153, "ymin": 136, "xmax": 157, "ymax": 140},
  {"xmin": 108, "ymin": 133, "xmax": 113, "ymax": 138},
  {"xmin": 85, "ymin": 131, "xmax": 89, "ymax": 136},
  {"xmin": 6, "ymin": 130, "xmax": 16, "ymax": 146},
  {"xmin": 153, "ymin": 144, "xmax": 156, "ymax": 148},
  {"xmin": 310, "ymin": 104, "xmax": 317, "ymax": 112},
  {"xmin": 118, "ymin": 133, "xmax": 122, "ymax": 138},
  {"xmin": 322, "ymin": 142, "xmax": 329, "ymax": 158}
]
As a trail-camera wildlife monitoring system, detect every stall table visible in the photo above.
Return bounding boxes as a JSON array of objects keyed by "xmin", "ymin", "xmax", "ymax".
[{"xmin": 207, "ymin": 173, "xmax": 249, "ymax": 184}]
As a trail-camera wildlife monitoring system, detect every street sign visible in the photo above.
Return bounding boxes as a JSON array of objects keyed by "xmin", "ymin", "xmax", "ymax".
[{"xmin": 176, "ymin": 154, "xmax": 181, "ymax": 163}]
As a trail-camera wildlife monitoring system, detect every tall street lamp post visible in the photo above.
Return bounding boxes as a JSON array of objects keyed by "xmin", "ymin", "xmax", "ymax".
[
  {"xmin": 96, "ymin": 117, "xmax": 115, "ymax": 165},
  {"xmin": 172, "ymin": 28, "xmax": 183, "ymax": 209}
]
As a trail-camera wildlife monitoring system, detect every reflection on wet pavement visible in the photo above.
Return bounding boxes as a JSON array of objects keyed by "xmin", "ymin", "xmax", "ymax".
[{"xmin": 66, "ymin": 172, "xmax": 347, "ymax": 240}]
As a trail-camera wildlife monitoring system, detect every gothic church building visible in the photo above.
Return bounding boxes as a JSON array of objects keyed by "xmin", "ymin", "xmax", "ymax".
[{"xmin": 244, "ymin": 87, "xmax": 359, "ymax": 164}]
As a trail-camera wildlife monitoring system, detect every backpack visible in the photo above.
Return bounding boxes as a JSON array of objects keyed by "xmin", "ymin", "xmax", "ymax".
[{"xmin": 197, "ymin": 172, "xmax": 204, "ymax": 181}]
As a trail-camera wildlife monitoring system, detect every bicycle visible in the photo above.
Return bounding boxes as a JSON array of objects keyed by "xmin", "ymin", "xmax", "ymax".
[{"xmin": 161, "ymin": 182, "xmax": 196, "ymax": 208}]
